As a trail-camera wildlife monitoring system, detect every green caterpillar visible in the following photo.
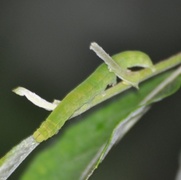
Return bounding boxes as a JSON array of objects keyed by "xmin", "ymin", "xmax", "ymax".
[{"xmin": 33, "ymin": 43, "xmax": 154, "ymax": 142}]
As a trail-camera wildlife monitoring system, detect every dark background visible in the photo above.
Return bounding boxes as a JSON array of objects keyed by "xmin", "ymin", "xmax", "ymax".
[{"xmin": 0, "ymin": 1, "xmax": 181, "ymax": 179}]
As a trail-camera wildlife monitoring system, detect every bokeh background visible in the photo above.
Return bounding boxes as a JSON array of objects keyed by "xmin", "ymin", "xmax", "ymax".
[{"xmin": 0, "ymin": 1, "xmax": 181, "ymax": 179}]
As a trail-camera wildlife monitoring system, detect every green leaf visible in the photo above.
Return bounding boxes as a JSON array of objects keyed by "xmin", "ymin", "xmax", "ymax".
[{"xmin": 21, "ymin": 69, "xmax": 181, "ymax": 180}]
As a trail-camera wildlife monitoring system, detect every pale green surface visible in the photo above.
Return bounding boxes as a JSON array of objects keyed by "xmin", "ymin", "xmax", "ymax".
[
  {"xmin": 21, "ymin": 69, "xmax": 181, "ymax": 180},
  {"xmin": 0, "ymin": 136, "xmax": 38, "ymax": 180},
  {"xmin": 33, "ymin": 50, "xmax": 154, "ymax": 142}
]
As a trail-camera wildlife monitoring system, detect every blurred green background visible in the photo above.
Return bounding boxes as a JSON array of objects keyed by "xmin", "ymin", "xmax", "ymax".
[{"xmin": 0, "ymin": 1, "xmax": 181, "ymax": 179}]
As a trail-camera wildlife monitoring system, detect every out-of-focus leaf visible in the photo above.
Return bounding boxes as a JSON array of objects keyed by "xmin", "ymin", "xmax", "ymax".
[{"xmin": 21, "ymin": 69, "xmax": 181, "ymax": 180}]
